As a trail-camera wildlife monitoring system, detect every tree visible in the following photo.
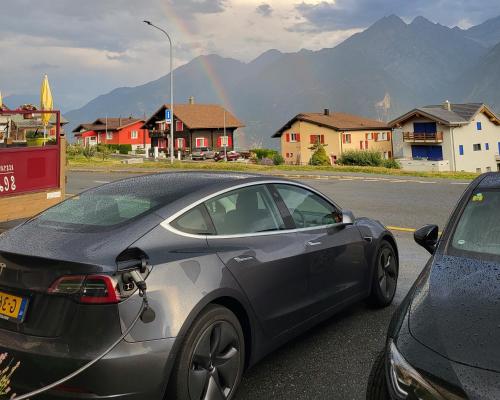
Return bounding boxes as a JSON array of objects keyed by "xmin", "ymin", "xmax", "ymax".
[{"xmin": 309, "ymin": 142, "xmax": 330, "ymax": 166}]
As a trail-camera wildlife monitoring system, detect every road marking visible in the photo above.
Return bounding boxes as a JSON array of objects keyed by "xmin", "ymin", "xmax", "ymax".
[
  {"xmin": 94, "ymin": 180, "xmax": 110, "ymax": 184},
  {"xmin": 386, "ymin": 226, "xmax": 416, "ymax": 233},
  {"xmin": 450, "ymin": 182, "xmax": 469, "ymax": 185}
]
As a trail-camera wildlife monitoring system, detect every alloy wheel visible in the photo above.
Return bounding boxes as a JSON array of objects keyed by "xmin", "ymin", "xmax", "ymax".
[
  {"xmin": 188, "ymin": 320, "xmax": 241, "ymax": 400},
  {"xmin": 378, "ymin": 247, "xmax": 397, "ymax": 300}
]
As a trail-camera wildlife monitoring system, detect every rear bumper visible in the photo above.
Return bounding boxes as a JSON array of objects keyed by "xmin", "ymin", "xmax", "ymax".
[{"xmin": 0, "ymin": 330, "xmax": 176, "ymax": 400}]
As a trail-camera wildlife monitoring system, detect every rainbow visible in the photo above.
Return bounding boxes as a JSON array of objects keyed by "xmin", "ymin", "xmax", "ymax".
[{"xmin": 160, "ymin": 2, "xmax": 235, "ymax": 113}]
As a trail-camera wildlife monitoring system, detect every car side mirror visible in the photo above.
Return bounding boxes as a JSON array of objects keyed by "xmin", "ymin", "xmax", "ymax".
[
  {"xmin": 414, "ymin": 224, "xmax": 439, "ymax": 254},
  {"xmin": 341, "ymin": 210, "xmax": 355, "ymax": 225}
]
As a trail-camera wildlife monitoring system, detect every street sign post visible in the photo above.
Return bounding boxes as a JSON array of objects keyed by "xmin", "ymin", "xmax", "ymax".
[{"xmin": 165, "ymin": 109, "xmax": 172, "ymax": 125}]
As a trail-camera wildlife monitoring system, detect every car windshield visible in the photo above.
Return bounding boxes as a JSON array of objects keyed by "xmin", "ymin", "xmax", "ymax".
[{"xmin": 450, "ymin": 190, "xmax": 500, "ymax": 261}]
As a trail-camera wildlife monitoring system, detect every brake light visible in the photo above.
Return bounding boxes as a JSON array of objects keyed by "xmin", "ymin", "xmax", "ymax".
[{"xmin": 48, "ymin": 275, "xmax": 121, "ymax": 304}]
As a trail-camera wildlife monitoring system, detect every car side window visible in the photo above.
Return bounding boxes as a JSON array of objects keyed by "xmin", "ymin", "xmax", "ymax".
[
  {"xmin": 204, "ymin": 185, "xmax": 285, "ymax": 235},
  {"xmin": 274, "ymin": 184, "xmax": 341, "ymax": 228},
  {"xmin": 171, "ymin": 205, "xmax": 215, "ymax": 235}
]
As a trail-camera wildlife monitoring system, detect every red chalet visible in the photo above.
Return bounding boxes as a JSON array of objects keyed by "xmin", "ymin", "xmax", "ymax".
[{"xmin": 72, "ymin": 117, "xmax": 150, "ymax": 151}]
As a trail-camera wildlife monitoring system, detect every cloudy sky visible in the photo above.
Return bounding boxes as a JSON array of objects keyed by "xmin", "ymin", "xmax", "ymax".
[{"xmin": 1, "ymin": 0, "xmax": 499, "ymax": 111}]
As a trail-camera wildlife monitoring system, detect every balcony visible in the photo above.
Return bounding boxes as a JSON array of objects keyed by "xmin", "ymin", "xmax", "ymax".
[
  {"xmin": 149, "ymin": 129, "xmax": 168, "ymax": 138},
  {"xmin": 403, "ymin": 132, "xmax": 443, "ymax": 143}
]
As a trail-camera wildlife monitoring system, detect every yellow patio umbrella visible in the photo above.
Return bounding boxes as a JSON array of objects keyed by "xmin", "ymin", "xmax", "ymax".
[
  {"xmin": 0, "ymin": 90, "xmax": 3, "ymax": 109},
  {"xmin": 40, "ymin": 74, "xmax": 53, "ymax": 140}
]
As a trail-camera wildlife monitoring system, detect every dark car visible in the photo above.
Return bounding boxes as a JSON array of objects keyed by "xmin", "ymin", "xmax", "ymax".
[
  {"xmin": 191, "ymin": 147, "xmax": 216, "ymax": 160},
  {"xmin": 214, "ymin": 150, "xmax": 240, "ymax": 162},
  {"xmin": 367, "ymin": 172, "xmax": 500, "ymax": 400},
  {"xmin": 0, "ymin": 172, "xmax": 398, "ymax": 400}
]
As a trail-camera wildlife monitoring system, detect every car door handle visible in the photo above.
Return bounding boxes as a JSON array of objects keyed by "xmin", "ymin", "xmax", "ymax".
[
  {"xmin": 234, "ymin": 256, "xmax": 254, "ymax": 263},
  {"xmin": 307, "ymin": 241, "xmax": 322, "ymax": 247}
]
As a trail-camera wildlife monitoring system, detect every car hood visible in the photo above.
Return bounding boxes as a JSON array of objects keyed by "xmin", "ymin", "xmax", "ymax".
[{"xmin": 409, "ymin": 254, "xmax": 500, "ymax": 373}]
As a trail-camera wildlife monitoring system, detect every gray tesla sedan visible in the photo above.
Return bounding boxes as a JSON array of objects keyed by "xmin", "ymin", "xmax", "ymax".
[{"xmin": 0, "ymin": 172, "xmax": 398, "ymax": 400}]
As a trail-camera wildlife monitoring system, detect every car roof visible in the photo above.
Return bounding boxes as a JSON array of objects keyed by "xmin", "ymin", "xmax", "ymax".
[
  {"xmin": 90, "ymin": 171, "xmax": 282, "ymax": 202},
  {"xmin": 477, "ymin": 172, "xmax": 500, "ymax": 189}
]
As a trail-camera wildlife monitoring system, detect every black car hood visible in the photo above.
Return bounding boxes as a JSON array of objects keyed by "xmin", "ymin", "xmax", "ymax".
[
  {"xmin": 0, "ymin": 212, "xmax": 164, "ymax": 268},
  {"xmin": 409, "ymin": 254, "xmax": 500, "ymax": 373}
]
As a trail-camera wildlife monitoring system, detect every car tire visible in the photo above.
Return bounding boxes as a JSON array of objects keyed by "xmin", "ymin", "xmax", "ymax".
[
  {"xmin": 367, "ymin": 240, "xmax": 398, "ymax": 308},
  {"xmin": 168, "ymin": 304, "xmax": 245, "ymax": 400},
  {"xmin": 366, "ymin": 350, "xmax": 390, "ymax": 400}
]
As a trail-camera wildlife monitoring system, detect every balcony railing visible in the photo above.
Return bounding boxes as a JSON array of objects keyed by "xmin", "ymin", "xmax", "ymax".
[{"xmin": 403, "ymin": 132, "xmax": 443, "ymax": 143}]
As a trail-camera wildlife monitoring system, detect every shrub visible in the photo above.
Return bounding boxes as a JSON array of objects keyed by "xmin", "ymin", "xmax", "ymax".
[
  {"xmin": 66, "ymin": 143, "xmax": 83, "ymax": 157},
  {"xmin": 309, "ymin": 144, "xmax": 331, "ymax": 166},
  {"xmin": 259, "ymin": 157, "xmax": 274, "ymax": 166},
  {"xmin": 273, "ymin": 153, "xmax": 285, "ymax": 165},
  {"xmin": 382, "ymin": 158, "xmax": 401, "ymax": 169},
  {"xmin": 82, "ymin": 144, "xmax": 96, "ymax": 160},
  {"xmin": 251, "ymin": 148, "xmax": 278, "ymax": 160},
  {"xmin": 135, "ymin": 147, "xmax": 146, "ymax": 155},
  {"xmin": 119, "ymin": 144, "xmax": 132, "ymax": 154},
  {"xmin": 337, "ymin": 150, "xmax": 383, "ymax": 167},
  {"xmin": 97, "ymin": 144, "xmax": 112, "ymax": 160}
]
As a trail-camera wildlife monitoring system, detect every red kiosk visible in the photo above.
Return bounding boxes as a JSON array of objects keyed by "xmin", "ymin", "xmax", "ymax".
[{"xmin": 0, "ymin": 108, "xmax": 66, "ymax": 222}]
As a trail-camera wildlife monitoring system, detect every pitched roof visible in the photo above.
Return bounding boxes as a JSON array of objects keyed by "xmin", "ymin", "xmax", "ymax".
[
  {"xmin": 390, "ymin": 103, "xmax": 500, "ymax": 127},
  {"xmin": 72, "ymin": 117, "xmax": 144, "ymax": 133},
  {"xmin": 10, "ymin": 114, "xmax": 68, "ymax": 127},
  {"xmin": 273, "ymin": 112, "xmax": 390, "ymax": 137},
  {"xmin": 144, "ymin": 104, "xmax": 244, "ymax": 130}
]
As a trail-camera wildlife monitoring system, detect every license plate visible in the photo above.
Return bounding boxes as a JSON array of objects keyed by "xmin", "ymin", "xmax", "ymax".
[{"xmin": 0, "ymin": 291, "xmax": 29, "ymax": 323}]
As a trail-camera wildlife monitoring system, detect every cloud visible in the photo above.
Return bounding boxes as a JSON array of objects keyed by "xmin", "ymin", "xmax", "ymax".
[
  {"xmin": 292, "ymin": 0, "xmax": 500, "ymax": 32},
  {"xmin": 30, "ymin": 63, "xmax": 59, "ymax": 71},
  {"xmin": 256, "ymin": 3, "xmax": 273, "ymax": 17},
  {"xmin": 169, "ymin": 0, "xmax": 229, "ymax": 16}
]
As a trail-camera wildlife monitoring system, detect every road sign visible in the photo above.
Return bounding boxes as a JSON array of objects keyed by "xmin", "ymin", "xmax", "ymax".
[{"xmin": 165, "ymin": 109, "xmax": 172, "ymax": 125}]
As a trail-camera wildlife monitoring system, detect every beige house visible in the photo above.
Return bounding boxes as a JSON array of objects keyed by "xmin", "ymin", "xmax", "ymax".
[
  {"xmin": 273, "ymin": 109, "xmax": 393, "ymax": 165},
  {"xmin": 390, "ymin": 102, "xmax": 500, "ymax": 173}
]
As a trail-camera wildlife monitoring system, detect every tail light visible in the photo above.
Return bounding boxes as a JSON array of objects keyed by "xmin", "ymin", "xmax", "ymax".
[{"xmin": 48, "ymin": 275, "xmax": 121, "ymax": 304}]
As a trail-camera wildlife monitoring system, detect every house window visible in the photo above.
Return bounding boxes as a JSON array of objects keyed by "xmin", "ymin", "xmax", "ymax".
[
  {"xmin": 485, "ymin": 143, "xmax": 490, "ymax": 151},
  {"xmin": 217, "ymin": 136, "xmax": 233, "ymax": 148},
  {"xmin": 476, "ymin": 168, "xmax": 482, "ymax": 173},
  {"xmin": 175, "ymin": 138, "xmax": 185, "ymax": 149},
  {"xmin": 106, "ymin": 132, "xmax": 113, "ymax": 140},
  {"xmin": 310, "ymin": 135, "xmax": 324, "ymax": 144},
  {"xmin": 131, "ymin": 130, "xmax": 138, "ymax": 139},
  {"xmin": 176, "ymin": 120, "xmax": 184, "ymax": 132},
  {"xmin": 473, "ymin": 144, "xmax": 482, "ymax": 151},
  {"xmin": 195, "ymin": 137, "xmax": 208, "ymax": 148},
  {"xmin": 290, "ymin": 133, "xmax": 300, "ymax": 142},
  {"xmin": 378, "ymin": 132, "xmax": 388, "ymax": 141},
  {"xmin": 366, "ymin": 133, "xmax": 373, "ymax": 140},
  {"xmin": 486, "ymin": 167, "xmax": 492, "ymax": 172},
  {"xmin": 477, "ymin": 122, "xmax": 482, "ymax": 131},
  {"xmin": 459, "ymin": 145, "xmax": 464, "ymax": 155},
  {"xmin": 343, "ymin": 134, "xmax": 351, "ymax": 144}
]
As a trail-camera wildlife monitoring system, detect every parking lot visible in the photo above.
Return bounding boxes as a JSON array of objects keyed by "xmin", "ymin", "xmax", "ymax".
[{"xmin": 67, "ymin": 171, "xmax": 468, "ymax": 399}]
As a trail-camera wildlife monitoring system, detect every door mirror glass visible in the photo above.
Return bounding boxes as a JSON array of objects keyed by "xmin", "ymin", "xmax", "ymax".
[{"xmin": 414, "ymin": 224, "xmax": 439, "ymax": 254}]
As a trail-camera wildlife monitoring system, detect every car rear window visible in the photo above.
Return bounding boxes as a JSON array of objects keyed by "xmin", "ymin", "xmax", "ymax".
[
  {"xmin": 36, "ymin": 193, "xmax": 161, "ymax": 231},
  {"xmin": 450, "ymin": 190, "xmax": 500, "ymax": 260}
]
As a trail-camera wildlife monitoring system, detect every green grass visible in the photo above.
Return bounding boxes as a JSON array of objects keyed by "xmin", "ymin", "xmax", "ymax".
[{"xmin": 67, "ymin": 155, "xmax": 478, "ymax": 180}]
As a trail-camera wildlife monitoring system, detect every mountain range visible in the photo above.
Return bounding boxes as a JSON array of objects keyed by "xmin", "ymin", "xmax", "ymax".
[{"xmin": 56, "ymin": 15, "xmax": 500, "ymax": 147}]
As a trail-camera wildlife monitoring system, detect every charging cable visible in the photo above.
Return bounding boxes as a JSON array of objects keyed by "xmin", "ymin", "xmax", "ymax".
[{"xmin": 11, "ymin": 277, "xmax": 151, "ymax": 400}]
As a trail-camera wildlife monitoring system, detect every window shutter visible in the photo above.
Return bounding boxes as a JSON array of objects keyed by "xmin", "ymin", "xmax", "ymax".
[
  {"xmin": 360, "ymin": 141, "xmax": 363, "ymax": 150},
  {"xmin": 174, "ymin": 139, "xmax": 178, "ymax": 149},
  {"xmin": 365, "ymin": 140, "xmax": 369, "ymax": 149},
  {"xmin": 296, "ymin": 134, "xmax": 301, "ymax": 142},
  {"xmin": 228, "ymin": 136, "xmax": 233, "ymax": 147},
  {"xmin": 320, "ymin": 135, "xmax": 325, "ymax": 144},
  {"xmin": 374, "ymin": 132, "xmax": 379, "ymax": 141},
  {"xmin": 285, "ymin": 133, "xmax": 290, "ymax": 142},
  {"xmin": 365, "ymin": 133, "xmax": 369, "ymax": 140},
  {"xmin": 387, "ymin": 132, "xmax": 391, "ymax": 141}
]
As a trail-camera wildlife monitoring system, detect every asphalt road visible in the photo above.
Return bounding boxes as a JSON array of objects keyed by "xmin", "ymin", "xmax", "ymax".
[{"xmin": 66, "ymin": 171, "xmax": 467, "ymax": 400}]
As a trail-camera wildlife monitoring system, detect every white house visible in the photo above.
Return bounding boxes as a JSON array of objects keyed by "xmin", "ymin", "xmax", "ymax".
[{"xmin": 390, "ymin": 102, "xmax": 500, "ymax": 173}]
